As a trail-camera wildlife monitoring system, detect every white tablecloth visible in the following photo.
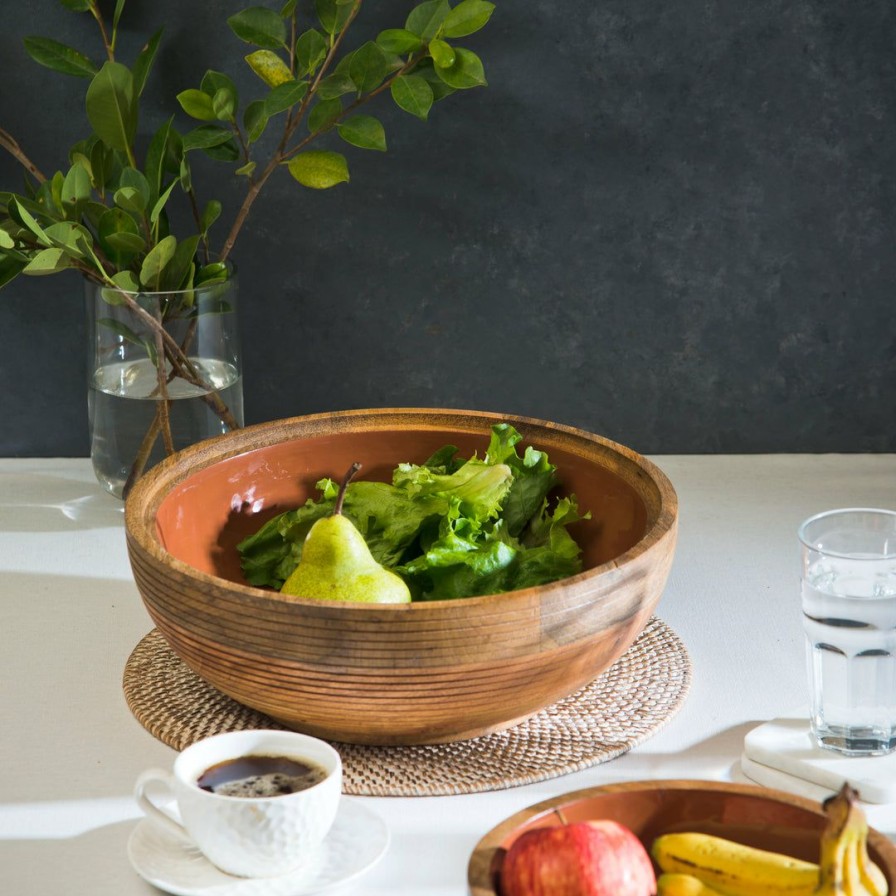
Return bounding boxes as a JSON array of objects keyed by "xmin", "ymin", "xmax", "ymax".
[{"xmin": 2, "ymin": 455, "xmax": 895, "ymax": 894}]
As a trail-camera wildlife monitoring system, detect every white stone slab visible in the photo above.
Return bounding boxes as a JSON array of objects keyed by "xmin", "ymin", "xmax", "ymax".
[{"xmin": 743, "ymin": 715, "xmax": 896, "ymax": 805}]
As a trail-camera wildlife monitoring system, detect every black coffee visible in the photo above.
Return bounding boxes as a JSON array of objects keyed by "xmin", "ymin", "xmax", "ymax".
[{"xmin": 196, "ymin": 754, "xmax": 328, "ymax": 798}]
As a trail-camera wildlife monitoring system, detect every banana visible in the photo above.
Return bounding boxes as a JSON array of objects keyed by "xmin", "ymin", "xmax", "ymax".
[
  {"xmin": 649, "ymin": 785, "xmax": 888, "ymax": 896},
  {"xmin": 651, "ymin": 831, "xmax": 819, "ymax": 896},
  {"xmin": 858, "ymin": 834, "xmax": 889, "ymax": 896},
  {"xmin": 814, "ymin": 784, "xmax": 888, "ymax": 896},
  {"xmin": 657, "ymin": 872, "xmax": 728, "ymax": 895}
]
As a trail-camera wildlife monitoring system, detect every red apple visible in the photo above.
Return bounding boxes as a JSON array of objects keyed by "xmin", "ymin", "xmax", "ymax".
[{"xmin": 500, "ymin": 819, "xmax": 656, "ymax": 896}]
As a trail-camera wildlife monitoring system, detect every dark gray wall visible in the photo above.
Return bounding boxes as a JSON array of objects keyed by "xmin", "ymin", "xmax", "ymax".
[{"xmin": 2, "ymin": 0, "xmax": 894, "ymax": 456}]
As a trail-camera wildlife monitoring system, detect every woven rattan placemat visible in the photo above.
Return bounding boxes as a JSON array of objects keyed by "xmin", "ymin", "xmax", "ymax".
[{"xmin": 123, "ymin": 616, "xmax": 690, "ymax": 797}]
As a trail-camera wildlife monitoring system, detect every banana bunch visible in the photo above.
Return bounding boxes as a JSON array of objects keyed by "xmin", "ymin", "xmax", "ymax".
[
  {"xmin": 650, "ymin": 785, "xmax": 888, "ymax": 896},
  {"xmin": 816, "ymin": 784, "xmax": 888, "ymax": 896}
]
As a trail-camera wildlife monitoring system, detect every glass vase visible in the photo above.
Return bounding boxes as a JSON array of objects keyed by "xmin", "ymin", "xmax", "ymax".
[{"xmin": 86, "ymin": 276, "xmax": 243, "ymax": 499}]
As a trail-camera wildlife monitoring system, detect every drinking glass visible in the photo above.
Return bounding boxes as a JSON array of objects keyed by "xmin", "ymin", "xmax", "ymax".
[{"xmin": 800, "ymin": 508, "xmax": 896, "ymax": 756}]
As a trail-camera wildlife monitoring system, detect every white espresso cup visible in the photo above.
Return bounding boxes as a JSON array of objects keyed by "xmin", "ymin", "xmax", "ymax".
[{"xmin": 134, "ymin": 729, "xmax": 342, "ymax": 878}]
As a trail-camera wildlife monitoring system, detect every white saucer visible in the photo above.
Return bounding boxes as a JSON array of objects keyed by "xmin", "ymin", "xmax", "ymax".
[{"xmin": 128, "ymin": 798, "xmax": 389, "ymax": 896}]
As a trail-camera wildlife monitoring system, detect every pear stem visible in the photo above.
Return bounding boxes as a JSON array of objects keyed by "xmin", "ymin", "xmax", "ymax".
[{"xmin": 334, "ymin": 462, "xmax": 362, "ymax": 516}]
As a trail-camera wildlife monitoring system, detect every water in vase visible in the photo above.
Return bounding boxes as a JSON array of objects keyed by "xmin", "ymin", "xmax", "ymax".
[{"xmin": 88, "ymin": 356, "xmax": 243, "ymax": 498}]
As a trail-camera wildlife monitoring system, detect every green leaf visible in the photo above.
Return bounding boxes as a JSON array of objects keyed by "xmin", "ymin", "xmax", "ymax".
[
  {"xmin": 376, "ymin": 29, "xmax": 424, "ymax": 55},
  {"xmin": 144, "ymin": 118, "xmax": 182, "ymax": 201},
  {"xmin": 61, "ymin": 164, "xmax": 92, "ymax": 205},
  {"xmin": 71, "ymin": 149, "xmax": 93, "ymax": 178},
  {"xmin": 139, "ymin": 234, "xmax": 177, "ymax": 291},
  {"xmin": 433, "ymin": 46, "xmax": 486, "ymax": 88},
  {"xmin": 415, "ymin": 61, "xmax": 457, "ymax": 101},
  {"xmin": 47, "ymin": 170, "xmax": 67, "ymax": 216},
  {"xmin": 442, "ymin": 0, "xmax": 495, "ymax": 38},
  {"xmin": 200, "ymin": 200, "xmax": 222, "ymax": 234},
  {"xmin": 316, "ymin": 71, "xmax": 356, "ymax": 101},
  {"xmin": 0, "ymin": 229, "xmax": 14, "ymax": 250},
  {"xmin": 119, "ymin": 168, "xmax": 151, "ymax": 207},
  {"xmin": 149, "ymin": 179, "xmax": 178, "ymax": 225},
  {"xmin": 113, "ymin": 186, "xmax": 145, "ymax": 215},
  {"xmin": 112, "ymin": 0, "xmax": 126, "ymax": 34},
  {"xmin": 391, "ymin": 74, "xmax": 433, "ymax": 120},
  {"xmin": 10, "ymin": 199, "xmax": 49, "ymax": 244},
  {"xmin": 86, "ymin": 62, "xmax": 137, "ymax": 151},
  {"xmin": 176, "ymin": 88, "xmax": 216, "ymax": 122},
  {"xmin": 235, "ymin": 161, "xmax": 256, "ymax": 177},
  {"xmin": 44, "ymin": 221, "xmax": 92, "ymax": 257},
  {"xmin": 349, "ymin": 41, "xmax": 389, "ymax": 94},
  {"xmin": 23, "ymin": 36, "xmax": 97, "ymax": 78},
  {"xmin": 109, "ymin": 269, "xmax": 141, "ymax": 295},
  {"xmin": 280, "ymin": 0, "xmax": 298, "ymax": 15},
  {"xmin": 201, "ymin": 70, "xmax": 239, "ymax": 103},
  {"xmin": 182, "ymin": 125, "xmax": 235, "ymax": 151},
  {"xmin": 82, "ymin": 200, "xmax": 110, "ymax": 229},
  {"xmin": 295, "ymin": 28, "xmax": 328, "ymax": 76},
  {"xmin": 195, "ymin": 261, "xmax": 229, "ymax": 285},
  {"xmin": 103, "ymin": 228, "xmax": 146, "ymax": 256},
  {"xmin": 212, "ymin": 86, "xmax": 237, "ymax": 122},
  {"xmin": 265, "ymin": 80, "xmax": 308, "ymax": 116},
  {"xmin": 179, "ymin": 155, "xmax": 193, "ymax": 192},
  {"xmin": 286, "ymin": 151, "xmax": 349, "ymax": 189},
  {"xmin": 337, "ymin": 115, "xmax": 386, "ymax": 151},
  {"xmin": 428, "ymin": 38, "xmax": 455, "ymax": 68},
  {"xmin": 244, "ymin": 100, "xmax": 269, "ymax": 142},
  {"xmin": 308, "ymin": 97, "xmax": 342, "ymax": 133},
  {"xmin": 200, "ymin": 138, "xmax": 240, "ymax": 162},
  {"xmin": 164, "ymin": 234, "xmax": 200, "ymax": 291},
  {"xmin": 406, "ymin": 0, "xmax": 450, "ymax": 40},
  {"xmin": 132, "ymin": 27, "xmax": 163, "ymax": 96},
  {"xmin": 245, "ymin": 49, "xmax": 293, "ymax": 87},
  {"xmin": 315, "ymin": 0, "xmax": 353, "ymax": 35},
  {"xmin": 87, "ymin": 141, "xmax": 106, "ymax": 192},
  {"xmin": 227, "ymin": 7, "xmax": 287, "ymax": 49},
  {"xmin": 90, "ymin": 138, "xmax": 120, "ymax": 195},
  {"xmin": 22, "ymin": 247, "xmax": 73, "ymax": 275},
  {"xmin": 0, "ymin": 255, "xmax": 26, "ymax": 289},
  {"xmin": 106, "ymin": 231, "xmax": 146, "ymax": 254},
  {"xmin": 96, "ymin": 318, "xmax": 150, "ymax": 362},
  {"xmin": 98, "ymin": 208, "xmax": 144, "ymax": 262}
]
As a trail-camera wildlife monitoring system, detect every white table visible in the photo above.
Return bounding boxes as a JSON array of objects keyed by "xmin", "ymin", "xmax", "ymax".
[{"xmin": 3, "ymin": 455, "xmax": 896, "ymax": 894}]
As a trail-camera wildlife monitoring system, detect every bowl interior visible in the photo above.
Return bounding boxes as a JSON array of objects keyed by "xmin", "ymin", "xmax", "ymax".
[
  {"xmin": 154, "ymin": 424, "xmax": 650, "ymax": 586},
  {"xmin": 468, "ymin": 781, "xmax": 896, "ymax": 895}
]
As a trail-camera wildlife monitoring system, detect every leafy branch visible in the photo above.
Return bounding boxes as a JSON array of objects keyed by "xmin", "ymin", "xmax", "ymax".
[
  {"xmin": 0, "ymin": 0, "xmax": 494, "ymax": 494},
  {"xmin": 0, "ymin": 0, "xmax": 494, "ymax": 293}
]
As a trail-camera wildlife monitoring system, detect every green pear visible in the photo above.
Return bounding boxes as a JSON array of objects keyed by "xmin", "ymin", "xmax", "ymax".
[{"xmin": 280, "ymin": 462, "xmax": 411, "ymax": 604}]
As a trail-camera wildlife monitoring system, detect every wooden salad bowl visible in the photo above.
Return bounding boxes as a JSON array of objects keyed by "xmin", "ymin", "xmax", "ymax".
[
  {"xmin": 467, "ymin": 780, "xmax": 896, "ymax": 895},
  {"xmin": 124, "ymin": 408, "xmax": 678, "ymax": 745}
]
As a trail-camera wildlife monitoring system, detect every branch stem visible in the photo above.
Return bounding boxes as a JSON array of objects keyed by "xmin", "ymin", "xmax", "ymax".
[
  {"xmin": 0, "ymin": 129, "xmax": 47, "ymax": 183},
  {"xmin": 218, "ymin": 0, "xmax": 365, "ymax": 260},
  {"xmin": 88, "ymin": 0, "xmax": 115, "ymax": 60}
]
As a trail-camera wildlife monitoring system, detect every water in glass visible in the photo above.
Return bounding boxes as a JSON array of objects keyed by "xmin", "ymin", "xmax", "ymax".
[{"xmin": 802, "ymin": 554, "xmax": 896, "ymax": 755}]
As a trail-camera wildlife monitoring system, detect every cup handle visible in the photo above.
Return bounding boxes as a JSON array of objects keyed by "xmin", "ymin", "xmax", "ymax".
[{"xmin": 134, "ymin": 768, "xmax": 189, "ymax": 840}]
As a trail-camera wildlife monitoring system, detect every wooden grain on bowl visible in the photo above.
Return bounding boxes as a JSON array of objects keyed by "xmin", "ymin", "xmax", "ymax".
[{"xmin": 125, "ymin": 408, "xmax": 677, "ymax": 745}]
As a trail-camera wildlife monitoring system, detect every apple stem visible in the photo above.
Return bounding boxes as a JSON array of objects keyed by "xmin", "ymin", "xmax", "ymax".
[
  {"xmin": 553, "ymin": 808, "xmax": 570, "ymax": 825},
  {"xmin": 334, "ymin": 462, "xmax": 362, "ymax": 516}
]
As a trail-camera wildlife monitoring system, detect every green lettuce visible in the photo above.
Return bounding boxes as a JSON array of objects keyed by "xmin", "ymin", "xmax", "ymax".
[{"xmin": 237, "ymin": 424, "xmax": 590, "ymax": 599}]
